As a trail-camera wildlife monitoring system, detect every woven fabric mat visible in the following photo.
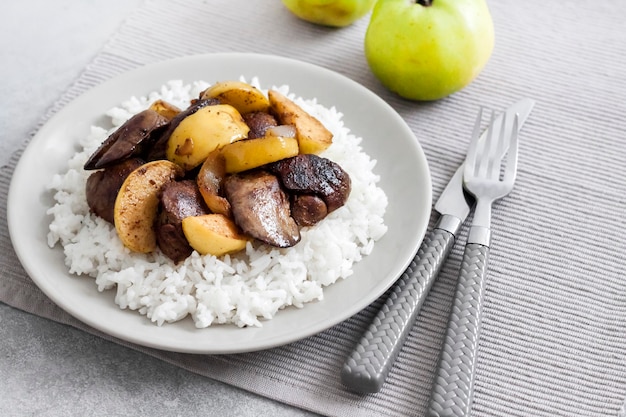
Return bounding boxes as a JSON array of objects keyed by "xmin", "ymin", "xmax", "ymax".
[{"xmin": 2, "ymin": 1, "xmax": 626, "ymax": 416}]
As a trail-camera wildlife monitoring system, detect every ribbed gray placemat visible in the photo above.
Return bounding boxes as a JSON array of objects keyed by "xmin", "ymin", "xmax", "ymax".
[{"xmin": 2, "ymin": 1, "xmax": 626, "ymax": 416}]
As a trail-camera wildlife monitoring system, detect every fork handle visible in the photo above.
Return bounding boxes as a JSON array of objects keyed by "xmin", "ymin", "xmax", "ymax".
[
  {"xmin": 340, "ymin": 215, "xmax": 461, "ymax": 394},
  {"xmin": 427, "ymin": 241, "xmax": 490, "ymax": 417}
]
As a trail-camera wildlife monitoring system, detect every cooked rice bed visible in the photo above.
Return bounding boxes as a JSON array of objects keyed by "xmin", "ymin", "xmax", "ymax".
[{"xmin": 46, "ymin": 78, "xmax": 388, "ymax": 328}]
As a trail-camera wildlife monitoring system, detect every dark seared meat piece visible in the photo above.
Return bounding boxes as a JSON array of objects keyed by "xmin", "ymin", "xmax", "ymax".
[
  {"xmin": 84, "ymin": 110, "xmax": 169, "ymax": 170},
  {"xmin": 224, "ymin": 171, "xmax": 300, "ymax": 248},
  {"xmin": 156, "ymin": 180, "xmax": 210, "ymax": 263},
  {"xmin": 291, "ymin": 194, "xmax": 328, "ymax": 227},
  {"xmin": 268, "ymin": 154, "xmax": 351, "ymax": 213},
  {"xmin": 242, "ymin": 112, "xmax": 278, "ymax": 138},
  {"xmin": 85, "ymin": 158, "xmax": 145, "ymax": 223},
  {"xmin": 146, "ymin": 98, "xmax": 221, "ymax": 161}
]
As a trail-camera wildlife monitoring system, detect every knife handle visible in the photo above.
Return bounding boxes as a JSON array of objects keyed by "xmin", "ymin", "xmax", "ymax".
[
  {"xmin": 340, "ymin": 215, "xmax": 461, "ymax": 394},
  {"xmin": 427, "ymin": 242, "xmax": 489, "ymax": 417}
]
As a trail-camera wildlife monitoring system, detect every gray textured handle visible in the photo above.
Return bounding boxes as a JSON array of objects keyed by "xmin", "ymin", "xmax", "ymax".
[
  {"xmin": 427, "ymin": 242, "xmax": 489, "ymax": 417},
  {"xmin": 340, "ymin": 226, "xmax": 456, "ymax": 394}
]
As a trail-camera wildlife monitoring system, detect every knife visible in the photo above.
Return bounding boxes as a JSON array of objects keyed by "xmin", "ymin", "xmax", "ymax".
[{"xmin": 340, "ymin": 99, "xmax": 535, "ymax": 394}]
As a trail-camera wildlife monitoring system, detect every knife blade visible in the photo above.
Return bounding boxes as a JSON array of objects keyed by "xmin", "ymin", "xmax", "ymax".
[{"xmin": 340, "ymin": 99, "xmax": 535, "ymax": 394}]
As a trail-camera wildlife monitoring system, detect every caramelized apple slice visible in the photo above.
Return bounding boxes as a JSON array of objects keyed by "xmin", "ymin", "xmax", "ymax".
[{"xmin": 268, "ymin": 90, "xmax": 333, "ymax": 155}]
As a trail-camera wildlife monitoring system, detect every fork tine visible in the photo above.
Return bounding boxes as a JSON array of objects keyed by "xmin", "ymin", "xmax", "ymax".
[
  {"xmin": 497, "ymin": 111, "xmax": 509, "ymax": 158},
  {"xmin": 503, "ymin": 113, "xmax": 520, "ymax": 185},
  {"xmin": 478, "ymin": 110, "xmax": 497, "ymax": 179},
  {"xmin": 486, "ymin": 111, "xmax": 503, "ymax": 180},
  {"xmin": 465, "ymin": 107, "xmax": 484, "ymax": 178}
]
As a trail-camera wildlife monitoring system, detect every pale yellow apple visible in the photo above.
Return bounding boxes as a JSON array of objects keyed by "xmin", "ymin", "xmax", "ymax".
[{"xmin": 281, "ymin": 0, "xmax": 377, "ymax": 27}]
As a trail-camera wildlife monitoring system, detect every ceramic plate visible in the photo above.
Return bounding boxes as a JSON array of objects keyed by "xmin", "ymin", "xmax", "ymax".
[{"xmin": 7, "ymin": 53, "xmax": 431, "ymax": 354}]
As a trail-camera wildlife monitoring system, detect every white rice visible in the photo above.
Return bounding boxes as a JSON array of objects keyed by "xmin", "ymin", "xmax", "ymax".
[{"xmin": 46, "ymin": 77, "xmax": 388, "ymax": 328}]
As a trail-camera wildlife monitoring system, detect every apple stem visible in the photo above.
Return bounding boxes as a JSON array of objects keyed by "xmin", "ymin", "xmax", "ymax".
[{"xmin": 416, "ymin": 0, "xmax": 433, "ymax": 5}]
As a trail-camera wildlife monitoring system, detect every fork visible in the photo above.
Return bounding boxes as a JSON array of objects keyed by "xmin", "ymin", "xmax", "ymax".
[{"xmin": 427, "ymin": 109, "xmax": 520, "ymax": 417}]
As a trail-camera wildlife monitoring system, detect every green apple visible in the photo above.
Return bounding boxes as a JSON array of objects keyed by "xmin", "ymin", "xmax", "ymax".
[
  {"xmin": 281, "ymin": 0, "xmax": 377, "ymax": 27},
  {"xmin": 364, "ymin": 0, "xmax": 494, "ymax": 101}
]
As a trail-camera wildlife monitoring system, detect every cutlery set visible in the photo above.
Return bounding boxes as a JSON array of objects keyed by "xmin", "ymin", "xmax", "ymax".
[{"xmin": 341, "ymin": 99, "xmax": 534, "ymax": 416}]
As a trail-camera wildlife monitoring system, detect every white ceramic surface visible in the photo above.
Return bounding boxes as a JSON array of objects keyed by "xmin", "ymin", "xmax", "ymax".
[{"xmin": 7, "ymin": 53, "xmax": 432, "ymax": 354}]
